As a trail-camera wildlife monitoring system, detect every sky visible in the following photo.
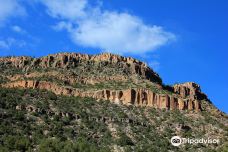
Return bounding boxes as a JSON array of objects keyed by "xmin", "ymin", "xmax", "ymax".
[{"xmin": 0, "ymin": 0, "xmax": 227, "ymax": 113}]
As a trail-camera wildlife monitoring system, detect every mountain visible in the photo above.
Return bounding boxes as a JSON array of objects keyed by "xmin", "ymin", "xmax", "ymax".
[{"xmin": 0, "ymin": 52, "xmax": 227, "ymax": 152}]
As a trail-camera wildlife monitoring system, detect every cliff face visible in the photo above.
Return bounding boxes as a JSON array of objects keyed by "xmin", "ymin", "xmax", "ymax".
[
  {"xmin": 0, "ymin": 53, "xmax": 162, "ymax": 84},
  {"xmin": 0, "ymin": 53, "xmax": 209, "ymax": 111},
  {"xmin": 173, "ymin": 82, "xmax": 208, "ymax": 100},
  {"xmin": 2, "ymin": 80, "xmax": 201, "ymax": 111}
]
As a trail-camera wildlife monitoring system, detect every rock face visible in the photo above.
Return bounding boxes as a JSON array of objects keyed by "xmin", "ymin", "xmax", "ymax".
[
  {"xmin": 173, "ymin": 82, "xmax": 208, "ymax": 100},
  {"xmin": 0, "ymin": 53, "xmax": 209, "ymax": 112},
  {"xmin": 2, "ymin": 80, "xmax": 201, "ymax": 111},
  {"xmin": 0, "ymin": 53, "xmax": 162, "ymax": 84}
]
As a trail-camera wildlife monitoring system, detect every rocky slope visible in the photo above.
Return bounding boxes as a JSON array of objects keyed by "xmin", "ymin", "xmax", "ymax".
[
  {"xmin": 0, "ymin": 87, "xmax": 227, "ymax": 152},
  {"xmin": 0, "ymin": 53, "xmax": 209, "ymax": 111},
  {"xmin": 0, "ymin": 53, "xmax": 162, "ymax": 83},
  {"xmin": 0, "ymin": 52, "xmax": 227, "ymax": 152}
]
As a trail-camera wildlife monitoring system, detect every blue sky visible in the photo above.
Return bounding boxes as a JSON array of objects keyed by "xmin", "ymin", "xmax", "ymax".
[{"xmin": 0, "ymin": 0, "xmax": 227, "ymax": 113}]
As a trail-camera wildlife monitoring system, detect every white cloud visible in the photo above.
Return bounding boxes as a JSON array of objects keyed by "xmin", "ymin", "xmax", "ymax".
[
  {"xmin": 0, "ymin": 40, "xmax": 9, "ymax": 49},
  {"xmin": 11, "ymin": 25, "xmax": 26, "ymax": 34},
  {"xmin": 0, "ymin": 0, "xmax": 26, "ymax": 25},
  {"xmin": 73, "ymin": 13, "xmax": 175, "ymax": 54},
  {"xmin": 53, "ymin": 21, "xmax": 73, "ymax": 31},
  {"xmin": 0, "ymin": 38, "xmax": 26, "ymax": 50},
  {"xmin": 41, "ymin": 0, "xmax": 88, "ymax": 20},
  {"xmin": 40, "ymin": 0, "xmax": 176, "ymax": 54}
]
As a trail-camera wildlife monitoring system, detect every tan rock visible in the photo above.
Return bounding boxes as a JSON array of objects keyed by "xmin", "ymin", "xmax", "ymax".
[
  {"xmin": 0, "ymin": 52, "xmax": 162, "ymax": 84},
  {"xmin": 173, "ymin": 82, "xmax": 207, "ymax": 100},
  {"xmin": 3, "ymin": 79, "xmax": 202, "ymax": 111}
]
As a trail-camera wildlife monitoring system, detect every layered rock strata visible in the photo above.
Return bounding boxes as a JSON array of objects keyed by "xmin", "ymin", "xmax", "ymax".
[
  {"xmin": 0, "ymin": 53, "xmax": 162, "ymax": 84},
  {"xmin": 0, "ymin": 53, "xmax": 209, "ymax": 112},
  {"xmin": 2, "ymin": 80, "xmax": 201, "ymax": 111}
]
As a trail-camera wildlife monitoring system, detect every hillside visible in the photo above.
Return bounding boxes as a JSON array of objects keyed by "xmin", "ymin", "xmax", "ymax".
[{"xmin": 0, "ymin": 53, "xmax": 227, "ymax": 151}]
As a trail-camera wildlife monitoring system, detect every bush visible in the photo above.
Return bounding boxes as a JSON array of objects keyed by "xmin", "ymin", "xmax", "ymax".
[
  {"xmin": 2, "ymin": 135, "xmax": 30, "ymax": 151},
  {"xmin": 116, "ymin": 133, "xmax": 134, "ymax": 146}
]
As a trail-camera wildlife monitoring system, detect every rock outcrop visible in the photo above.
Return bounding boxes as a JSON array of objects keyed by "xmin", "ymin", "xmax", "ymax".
[
  {"xmin": 173, "ymin": 82, "xmax": 208, "ymax": 100},
  {"xmin": 2, "ymin": 80, "xmax": 201, "ymax": 111},
  {"xmin": 0, "ymin": 53, "xmax": 162, "ymax": 84},
  {"xmin": 0, "ymin": 53, "xmax": 210, "ymax": 112}
]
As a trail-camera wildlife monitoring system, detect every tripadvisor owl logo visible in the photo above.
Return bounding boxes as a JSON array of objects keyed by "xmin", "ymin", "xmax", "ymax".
[
  {"xmin": 171, "ymin": 136, "xmax": 182, "ymax": 146},
  {"xmin": 170, "ymin": 136, "xmax": 219, "ymax": 146}
]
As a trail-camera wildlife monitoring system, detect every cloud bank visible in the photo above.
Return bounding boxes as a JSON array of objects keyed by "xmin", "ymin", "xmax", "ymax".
[
  {"xmin": 0, "ymin": 0, "xmax": 26, "ymax": 25},
  {"xmin": 0, "ymin": 0, "xmax": 26, "ymax": 50},
  {"xmin": 0, "ymin": 38, "xmax": 26, "ymax": 49},
  {"xmin": 41, "ymin": 0, "xmax": 175, "ymax": 54}
]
